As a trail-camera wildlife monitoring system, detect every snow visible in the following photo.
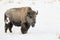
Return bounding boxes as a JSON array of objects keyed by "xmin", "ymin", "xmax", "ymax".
[{"xmin": 0, "ymin": 0, "xmax": 60, "ymax": 40}]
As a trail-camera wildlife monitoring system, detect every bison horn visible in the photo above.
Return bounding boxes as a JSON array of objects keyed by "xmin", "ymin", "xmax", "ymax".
[{"xmin": 36, "ymin": 11, "xmax": 38, "ymax": 15}]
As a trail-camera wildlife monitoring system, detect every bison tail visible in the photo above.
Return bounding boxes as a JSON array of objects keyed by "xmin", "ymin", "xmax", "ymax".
[
  {"xmin": 4, "ymin": 14, "xmax": 7, "ymax": 22},
  {"xmin": 4, "ymin": 14, "xmax": 10, "ymax": 24}
]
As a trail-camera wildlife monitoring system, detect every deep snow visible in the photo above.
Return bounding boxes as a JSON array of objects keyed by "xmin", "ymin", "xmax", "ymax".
[{"xmin": 0, "ymin": 0, "xmax": 60, "ymax": 40}]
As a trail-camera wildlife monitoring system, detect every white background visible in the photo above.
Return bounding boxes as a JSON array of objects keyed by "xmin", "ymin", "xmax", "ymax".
[{"xmin": 0, "ymin": 0, "xmax": 60, "ymax": 40}]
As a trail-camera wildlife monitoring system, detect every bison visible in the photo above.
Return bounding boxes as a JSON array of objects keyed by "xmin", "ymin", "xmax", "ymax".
[{"xmin": 4, "ymin": 7, "xmax": 38, "ymax": 34}]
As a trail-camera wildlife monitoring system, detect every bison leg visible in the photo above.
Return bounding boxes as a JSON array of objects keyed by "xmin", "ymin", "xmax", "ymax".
[
  {"xmin": 21, "ymin": 22, "xmax": 30, "ymax": 34},
  {"xmin": 8, "ymin": 22, "xmax": 13, "ymax": 33},
  {"xmin": 5, "ymin": 22, "xmax": 13, "ymax": 33},
  {"xmin": 5, "ymin": 24, "xmax": 9, "ymax": 33}
]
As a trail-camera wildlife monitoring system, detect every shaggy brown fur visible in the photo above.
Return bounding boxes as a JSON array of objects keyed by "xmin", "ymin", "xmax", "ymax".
[
  {"xmin": 4, "ymin": 7, "xmax": 38, "ymax": 34},
  {"xmin": 5, "ymin": 7, "xmax": 32, "ymax": 23}
]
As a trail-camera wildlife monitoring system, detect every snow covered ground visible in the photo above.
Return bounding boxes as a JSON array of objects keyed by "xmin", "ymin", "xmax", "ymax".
[{"xmin": 0, "ymin": 0, "xmax": 60, "ymax": 40}]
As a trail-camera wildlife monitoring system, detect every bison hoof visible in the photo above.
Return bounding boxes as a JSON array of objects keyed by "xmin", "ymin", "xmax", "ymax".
[
  {"xmin": 10, "ymin": 31, "xmax": 12, "ymax": 33},
  {"xmin": 21, "ymin": 27, "xmax": 28, "ymax": 34},
  {"xmin": 21, "ymin": 31, "xmax": 27, "ymax": 34}
]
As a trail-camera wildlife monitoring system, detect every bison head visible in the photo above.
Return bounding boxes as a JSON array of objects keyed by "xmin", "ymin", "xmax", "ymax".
[{"xmin": 26, "ymin": 10, "xmax": 38, "ymax": 27}]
